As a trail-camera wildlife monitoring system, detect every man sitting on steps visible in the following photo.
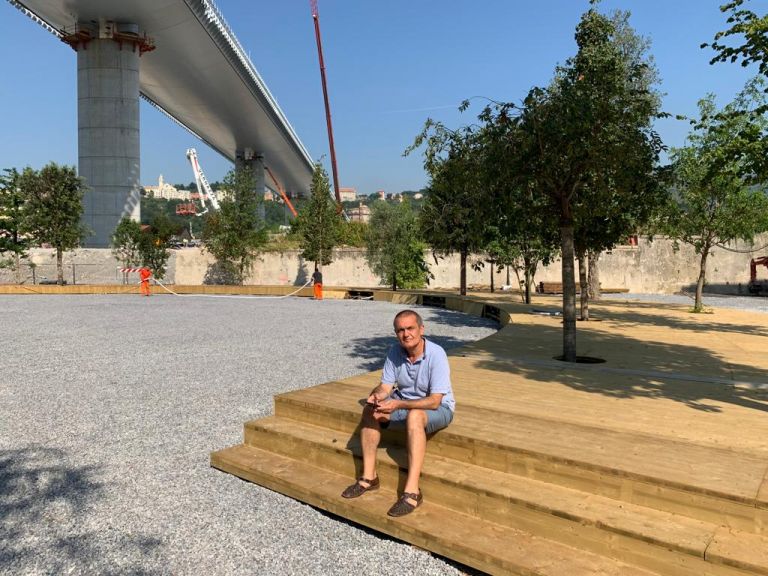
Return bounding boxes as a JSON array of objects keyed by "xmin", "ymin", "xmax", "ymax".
[{"xmin": 341, "ymin": 309, "xmax": 455, "ymax": 517}]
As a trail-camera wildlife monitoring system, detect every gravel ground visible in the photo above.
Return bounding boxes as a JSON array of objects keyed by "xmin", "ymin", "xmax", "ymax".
[
  {"xmin": 0, "ymin": 295, "xmax": 498, "ymax": 576},
  {"xmin": 604, "ymin": 292, "xmax": 768, "ymax": 313}
]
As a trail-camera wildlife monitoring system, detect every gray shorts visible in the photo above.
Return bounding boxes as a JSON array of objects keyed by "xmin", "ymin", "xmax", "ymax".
[{"xmin": 383, "ymin": 404, "xmax": 454, "ymax": 435}]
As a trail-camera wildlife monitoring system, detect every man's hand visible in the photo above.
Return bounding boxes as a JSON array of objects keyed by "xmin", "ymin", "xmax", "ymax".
[{"xmin": 373, "ymin": 398, "xmax": 401, "ymax": 414}]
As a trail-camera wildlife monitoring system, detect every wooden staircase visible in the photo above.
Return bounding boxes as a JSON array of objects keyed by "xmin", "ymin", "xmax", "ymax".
[{"xmin": 212, "ymin": 375, "xmax": 768, "ymax": 576}]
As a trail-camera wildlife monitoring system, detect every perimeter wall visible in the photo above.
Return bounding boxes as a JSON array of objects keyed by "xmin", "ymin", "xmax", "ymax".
[{"xmin": 2, "ymin": 235, "xmax": 767, "ymax": 294}]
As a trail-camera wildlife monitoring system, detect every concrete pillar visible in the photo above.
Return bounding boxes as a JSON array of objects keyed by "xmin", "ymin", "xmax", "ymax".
[
  {"xmin": 77, "ymin": 23, "xmax": 142, "ymax": 247},
  {"xmin": 236, "ymin": 149, "xmax": 266, "ymax": 218}
]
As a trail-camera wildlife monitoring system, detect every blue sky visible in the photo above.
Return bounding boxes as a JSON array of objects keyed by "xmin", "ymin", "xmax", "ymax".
[{"xmin": 0, "ymin": 0, "xmax": 762, "ymax": 194}]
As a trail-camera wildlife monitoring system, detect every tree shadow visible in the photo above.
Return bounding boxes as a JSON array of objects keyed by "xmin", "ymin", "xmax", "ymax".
[
  {"xmin": 294, "ymin": 257, "xmax": 309, "ymax": 286},
  {"xmin": 589, "ymin": 300, "xmax": 768, "ymax": 337},
  {"xmin": 346, "ymin": 335, "xmax": 469, "ymax": 371},
  {"xmin": 420, "ymin": 307, "xmax": 501, "ymax": 330},
  {"xmin": 469, "ymin": 321, "xmax": 768, "ymax": 415},
  {"xmin": 0, "ymin": 445, "xmax": 163, "ymax": 574},
  {"xmin": 203, "ymin": 261, "xmax": 239, "ymax": 285}
]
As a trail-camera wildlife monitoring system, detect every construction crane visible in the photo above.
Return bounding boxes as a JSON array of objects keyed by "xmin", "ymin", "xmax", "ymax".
[
  {"xmin": 265, "ymin": 166, "xmax": 298, "ymax": 218},
  {"xmin": 309, "ymin": 0, "xmax": 342, "ymax": 206},
  {"xmin": 186, "ymin": 148, "xmax": 220, "ymax": 216}
]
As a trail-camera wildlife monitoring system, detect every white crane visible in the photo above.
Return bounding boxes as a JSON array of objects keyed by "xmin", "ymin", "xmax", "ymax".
[{"xmin": 186, "ymin": 148, "xmax": 220, "ymax": 216}]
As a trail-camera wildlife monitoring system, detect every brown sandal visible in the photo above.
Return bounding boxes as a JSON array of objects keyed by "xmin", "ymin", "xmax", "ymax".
[
  {"xmin": 341, "ymin": 476, "xmax": 380, "ymax": 498},
  {"xmin": 387, "ymin": 490, "xmax": 422, "ymax": 517}
]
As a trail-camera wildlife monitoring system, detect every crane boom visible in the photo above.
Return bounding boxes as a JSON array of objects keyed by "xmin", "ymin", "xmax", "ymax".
[
  {"xmin": 186, "ymin": 148, "xmax": 220, "ymax": 215},
  {"xmin": 310, "ymin": 0, "xmax": 342, "ymax": 206},
  {"xmin": 265, "ymin": 166, "xmax": 298, "ymax": 218}
]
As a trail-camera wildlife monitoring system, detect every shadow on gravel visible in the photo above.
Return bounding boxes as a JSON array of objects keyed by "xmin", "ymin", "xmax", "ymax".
[
  {"xmin": 420, "ymin": 307, "xmax": 501, "ymax": 330},
  {"xmin": 346, "ymin": 335, "xmax": 468, "ymax": 372},
  {"xmin": 0, "ymin": 446, "xmax": 164, "ymax": 574}
]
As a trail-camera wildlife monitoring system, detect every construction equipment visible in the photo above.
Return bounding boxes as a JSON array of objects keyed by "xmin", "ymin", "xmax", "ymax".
[
  {"xmin": 186, "ymin": 148, "xmax": 220, "ymax": 216},
  {"xmin": 748, "ymin": 256, "xmax": 768, "ymax": 295},
  {"xmin": 309, "ymin": 0, "xmax": 342, "ymax": 206},
  {"xmin": 265, "ymin": 166, "xmax": 298, "ymax": 218}
]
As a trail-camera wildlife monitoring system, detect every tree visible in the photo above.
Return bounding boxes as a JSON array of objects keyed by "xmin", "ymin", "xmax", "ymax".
[
  {"xmin": 366, "ymin": 200, "xmax": 430, "ymax": 290},
  {"xmin": 0, "ymin": 168, "xmax": 30, "ymax": 280},
  {"xmin": 407, "ymin": 124, "xmax": 486, "ymax": 296},
  {"xmin": 138, "ymin": 212, "xmax": 178, "ymax": 280},
  {"xmin": 661, "ymin": 89, "xmax": 768, "ymax": 312},
  {"xmin": 704, "ymin": 1, "xmax": 768, "ymax": 179},
  {"xmin": 498, "ymin": 6, "xmax": 664, "ymax": 359},
  {"xmin": 111, "ymin": 217, "xmax": 143, "ymax": 284},
  {"xmin": 293, "ymin": 163, "xmax": 342, "ymax": 271},
  {"xmin": 705, "ymin": 1, "xmax": 768, "ymax": 81},
  {"xmin": 202, "ymin": 167, "xmax": 267, "ymax": 284},
  {"xmin": 19, "ymin": 163, "xmax": 88, "ymax": 285}
]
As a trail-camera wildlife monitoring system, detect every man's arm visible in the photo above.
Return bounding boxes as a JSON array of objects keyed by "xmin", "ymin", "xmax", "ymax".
[
  {"xmin": 367, "ymin": 383, "xmax": 393, "ymax": 405},
  {"xmin": 375, "ymin": 393, "xmax": 444, "ymax": 414}
]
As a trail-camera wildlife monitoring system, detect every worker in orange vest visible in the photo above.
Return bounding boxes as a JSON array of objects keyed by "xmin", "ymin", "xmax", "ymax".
[
  {"xmin": 139, "ymin": 267, "xmax": 152, "ymax": 297},
  {"xmin": 312, "ymin": 266, "xmax": 323, "ymax": 300}
]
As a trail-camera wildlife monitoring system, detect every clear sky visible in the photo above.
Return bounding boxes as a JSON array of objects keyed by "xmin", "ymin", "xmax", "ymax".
[{"xmin": 0, "ymin": 0, "xmax": 762, "ymax": 195}]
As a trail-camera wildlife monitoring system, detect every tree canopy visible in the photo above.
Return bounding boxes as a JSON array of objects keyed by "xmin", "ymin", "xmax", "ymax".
[
  {"xmin": 366, "ymin": 199, "xmax": 430, "ymax": 290},
  {"xmin": 19, "ymin": 163, "xmax": 88, "ymax": 284},
  {"xmin": 202, "ymin": 166, "xmax": 267, "ymax": 284},
  {"xmin": 293, "ymin": 163, "xmax": 343, "ymax": 270}
]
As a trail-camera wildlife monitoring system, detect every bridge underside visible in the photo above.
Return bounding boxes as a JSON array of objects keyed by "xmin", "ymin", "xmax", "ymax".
[{"xmin": 13, "ymin": 0, "xmax": 314, "ymax": 246}]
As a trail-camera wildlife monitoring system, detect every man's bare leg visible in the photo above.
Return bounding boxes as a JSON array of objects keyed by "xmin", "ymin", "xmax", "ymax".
[
  {"xmin": 360, "ymin": 406, "xmax": 382, "ymax": 483},
  {"xmin": 403, "ymin": 409, "xmax": 428, "ymax": 503}
]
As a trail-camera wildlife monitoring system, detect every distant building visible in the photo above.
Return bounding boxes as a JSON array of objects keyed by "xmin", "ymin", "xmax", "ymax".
[
  {"xmin": 376, "ymin": 190, "xmax": 385, "ymax": 200},
  {"xmin": 414, "ymin": 193, "xmax": 423, "ymax": 200},
  {"xmin": 143, "ymin": 175, "xmax": 189, "ymax": 200},
  {"xmin": 348, "ymin": 202, "xmax": 370, "ymax": 223},
  {"xmin": 339, "ymin": 187, "xmax": 357, "ymax": 202},
  {"xmin": 264, "ymin": 190, "xmax": 275, "ymax": 202}
]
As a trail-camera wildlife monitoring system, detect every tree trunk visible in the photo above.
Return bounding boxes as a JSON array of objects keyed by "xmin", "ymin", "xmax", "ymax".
[
  {"xmin": 506, "ymin": 265, "xmax": 510, "ymax": 286},
  {"xmin": 561, "ymin": 224, "xmax": 577, "ymax": 361},
  {"xmin": 578, "ymin": 250, "xmax": 589, "ymax": 321},
  {"xmin": 14, "ymin": 253, "xmax": 23, "ymax": 284},
  {"xmin": 489, "ymin": 262, "xmax": 495, "ymax": 293},
  {"xmin": 695, "ymin": 248, "xmax": 709, "ymax": 312},
  {"xmin": 56, "ymin": 248, "xmax": 64, "ymax": 285},
  {"xmin": 523, "ymin": 255, "xmax": 533, "ymax": 305},
  {"xmin": 460, "ymin": 248, "xmax": 467, "ymax": 296},
  {"xmin": 588, "ymin": 249, "xmax": 601, "ymax": 301}
]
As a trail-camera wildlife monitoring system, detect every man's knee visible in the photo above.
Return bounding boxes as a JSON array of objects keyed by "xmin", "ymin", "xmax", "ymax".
[{"xmin": 406, "ymin": 409, "xmax": 427, "ymax": 430}]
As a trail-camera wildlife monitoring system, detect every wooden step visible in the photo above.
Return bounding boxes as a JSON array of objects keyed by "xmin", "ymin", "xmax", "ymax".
[
  {"xmin": 271, "ymin": 381, "xmax": 768, "ymax": 532},
  {"xmin": 210, "ymin": 443, "xmax": 663, "ymax": 576},
  {"xmin": 242, "ymin": 416, "xmax": 768, "ymax": 576}
]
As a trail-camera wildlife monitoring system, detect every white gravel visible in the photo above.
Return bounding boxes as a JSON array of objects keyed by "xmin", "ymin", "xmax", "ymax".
[{"xmin": 0, "ymin": 295, "xmax": 497, "ymax": 576}]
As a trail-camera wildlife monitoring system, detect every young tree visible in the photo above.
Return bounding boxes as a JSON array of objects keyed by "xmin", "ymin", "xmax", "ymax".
[
  {"xmin": 407, "ymin": 124, "xmax": 486, "ymax": 296},
  {"xmin": 366, "ymin": 200, "xmax": 430, "ymax": 290},
  {"xmin": 293, "ymin": 163, "xmax": 342, "ymax": 271},
  {"xmin": 111, "ymin": 217, "xmax": 143, "ymax": 284},
  {"xmin": 0, "ymin": 168, "xmax": 30, "ymax": 280},
  {"xmin": 661, "ymin": 89, "xmax": 768, "ymax": 312},
  {"xmin": 202, "ymin": 167, "xmax": 267, "ymax": 284},
  {"xmin": 139, "ymin": 212, "xmax": 178, "ymax": 280},
  {"xmin": 19, "ymin": 163, "xmax": 88, "ymax": 285},
  {"xmin": 499, "ymin": 7, "xmax": 663, "ymax": 360}
]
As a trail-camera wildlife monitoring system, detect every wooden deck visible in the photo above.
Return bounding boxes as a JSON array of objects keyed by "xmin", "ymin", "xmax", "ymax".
[{"xmin": 207, "ymin": 290, "xmax": 768, "ymax": 575}]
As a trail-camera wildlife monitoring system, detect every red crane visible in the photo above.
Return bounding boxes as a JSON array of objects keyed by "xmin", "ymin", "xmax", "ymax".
[{"xmin": 310, "ymin": 0, "xmax": 342, "ymax": 206}]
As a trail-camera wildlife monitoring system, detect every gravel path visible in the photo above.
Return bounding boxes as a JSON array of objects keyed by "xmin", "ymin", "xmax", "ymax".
[
  {"xmin": 604, "ymin": 292, "xmax": 768, "ymax": 313},
  {"xmin": 0, "ymin": 296, "xmax": 497, "ymax": 576}
]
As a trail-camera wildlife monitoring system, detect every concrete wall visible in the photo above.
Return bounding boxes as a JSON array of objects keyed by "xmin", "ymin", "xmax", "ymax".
[{"xmin": 3, "ymin": 235, "xmax": 767, "ymax": 294}]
